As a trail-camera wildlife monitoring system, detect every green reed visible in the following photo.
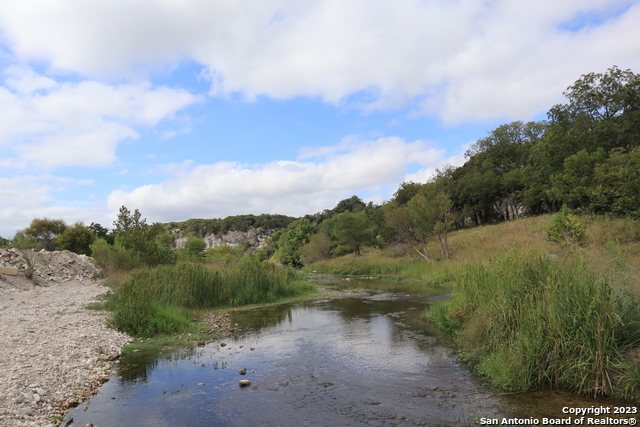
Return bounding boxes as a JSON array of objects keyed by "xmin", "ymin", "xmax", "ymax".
[
  {"xmin": 429, "ymin": 251, "xmax": 640, "ymax": 398},
  {"xmin": 108, "ymin": 257, "xmax": 313, "ymax": 337}
]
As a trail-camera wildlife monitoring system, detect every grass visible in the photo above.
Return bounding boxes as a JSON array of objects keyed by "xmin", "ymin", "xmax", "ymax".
[
  {"xmin": 307, "ymin": 216, "xmax": 559, "ymax": 281},
  {"xmin": 428, "ymin": 251, "xmax": 640, "ymax": 397},
  {"xmin": 104, "ymin": 257, "xmax": 315, "ymax": 337},
  {"xmin": 308, "ymin": 214, "xmax": 640, "ymax": 400}
]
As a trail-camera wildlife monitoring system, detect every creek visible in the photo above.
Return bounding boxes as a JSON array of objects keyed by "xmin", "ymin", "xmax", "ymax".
[{"xmin": 64, "ymin": 277, "xmax": 634, "ymax": 426}]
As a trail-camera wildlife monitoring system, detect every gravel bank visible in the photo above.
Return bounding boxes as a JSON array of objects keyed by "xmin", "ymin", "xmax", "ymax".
[{"xmin": 0, "ymin": 275, "xmax": 132, "ymax": 427}]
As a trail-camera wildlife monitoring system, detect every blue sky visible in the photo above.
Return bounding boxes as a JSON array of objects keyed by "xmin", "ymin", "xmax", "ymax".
[{"xmin": 1, "ymin": 0, "xmax": 639, "ymax": 237}]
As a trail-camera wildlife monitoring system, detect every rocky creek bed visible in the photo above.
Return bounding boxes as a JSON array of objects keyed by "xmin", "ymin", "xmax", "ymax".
[{"xmin": 0, "ymin": 249, "xmax": 132, "ymax": 427}]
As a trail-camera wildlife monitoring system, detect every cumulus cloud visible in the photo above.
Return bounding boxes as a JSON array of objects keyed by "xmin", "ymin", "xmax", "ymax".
[
  {"xmin": 0, "ymin": 67, "xmax": 200, "ymax": 168},
  {"xmin": 106, "ymin": 136, "xmax": 466, "ymax": 223},
  {"xmin": 0, "ymin": 175, "xmax": 109, "ymax": 237},
  {"xmin": 1, "ymin": 0, "xmax": 638, "ymax": 122}
]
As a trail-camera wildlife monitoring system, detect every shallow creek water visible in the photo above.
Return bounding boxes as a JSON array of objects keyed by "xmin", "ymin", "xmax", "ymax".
[{"xmin": 64, "ymin": 278, "xmax": 636, "ymax": 426}]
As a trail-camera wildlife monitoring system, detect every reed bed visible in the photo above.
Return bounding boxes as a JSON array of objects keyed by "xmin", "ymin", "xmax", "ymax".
[
  {"xmin": 429, "ymin": 251, "xmax": 640, "ymax": 398},
  {"xmin": 107, "ymin": 258, "xmax": 313, "ymax": 336}
]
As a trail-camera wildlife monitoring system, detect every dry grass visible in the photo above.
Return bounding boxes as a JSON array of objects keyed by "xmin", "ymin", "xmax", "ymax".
[{"xmin": 441, "ymin": 215, "xmax": 556, "ymax": 264}]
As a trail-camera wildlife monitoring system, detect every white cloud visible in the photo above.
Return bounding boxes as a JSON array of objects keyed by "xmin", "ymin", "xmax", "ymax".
[
  {"xmin": 1, "ymin": 0, "xmax": 638, "ymax": 122},
  {"xmin": 106, "ymin": 136, "xmax": 458, "ymax": 222},
  {"xmin": 0, "ymin": 175, "xmax": 109, "ymax": 237},
  {"xmin": 0, "ymin": 68, "xmax": 200, "ymax": 168}
]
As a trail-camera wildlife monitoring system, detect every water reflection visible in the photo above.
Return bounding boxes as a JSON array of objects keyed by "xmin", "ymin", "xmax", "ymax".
[{"xmin": 63, "ymin": 280, "xmax": 633, "ymax": 426}]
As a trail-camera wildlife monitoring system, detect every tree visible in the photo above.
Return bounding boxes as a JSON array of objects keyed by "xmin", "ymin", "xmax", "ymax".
[
  {"xmin": 548, "ymin": 148, "xmax": 606, "ymax": 210},
  {"xmin": 57, "ymin": 222, "xmax": 95, "ymax": 255},
  {"xmin": 559, "ymin": 66, "xmax": 640, "ymax": 122},
  {"xmin": 89, "ymin": 222, "xmax": 114, "ymax": 245},
  {"xmin": 330, "ymin": 211, "xmax": 374, "ymax": 257},
  {"xmin": 450, "ymin": 121, "xmax": 544, "ymax": 223},
  {"xmin": 590, "ymin": 147, "xmax": 640, "ymax": 218},
  {"xmin": 392, "ymin": 182, "xmax": 423, "ymax": 206},
  {"xmin": 299, "ymin": 233, "xmax": 332, "ymax": 264},
  {"xmin": 275, "ymin": 219, "xmax": 313, "ymax": 267},
  {"xmin": 111, "ymin": 206, "xmax": 175, "ymax": 267},
  {"xmin": 332, "ymin": 195, "xmax": 366, "ymax": 215},
  {"xmin": 385, "ymin": 182, "xmax": 455, "ymax": 261},
  {"xmin": 24, "ymin": 218, "xmax": 67, "ymax": 251},
  {"xmin": 113, "ymin": 206, "xmax": 147, "ymax": 235}
]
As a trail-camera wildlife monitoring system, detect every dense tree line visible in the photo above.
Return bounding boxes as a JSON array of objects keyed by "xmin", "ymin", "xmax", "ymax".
[
  {"xmin": 265, "ymin": 66, "xmax": 640, "ymax": 265},
  {"xmin": 163, "ymin": 214, "xmax": 296, "ymax": 237}
]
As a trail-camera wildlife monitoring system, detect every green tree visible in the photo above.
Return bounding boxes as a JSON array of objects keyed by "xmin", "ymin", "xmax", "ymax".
[
  {"xmin": 112, "ymin": 206, "xmax": 175, "ymax": 268},
  {"xmin": 56, "ymin": 222, "xmax": 95, "ymax": 255},
  {"xmin": 330, "ymin": 211, "xmax": 374, "ymax": 257},
  {"xmin": 548, "ymin": 148, "xmax": 606, "ymax": 209},
  {"xmin": 590, "ymin": 147, "xmax": 640, "ymax": 217},
  {"xmin": 113, "ymin": 206, "xmax": 147, "ymax": 235},
  {"xmin": 184, "ymin": 235, "xmax": 207, "ymax": 256},
  {"xmin": 332, "ymin": 195, "xmax": 366, "ymax": 215},
  {"xmin": 299, "ymin": 233, "xmax": 332, "ymax": 264},
  {"xmin": 392, "ymin": 182, "xmax": 423, "ymax": 206},
  {"xmin": 450, "ymin": 121, "xmax": 544, "ymax": 224},
  {"xmin": 155, "ymin": 232, "xmax": 174, "ymax": 249},
  {"xmin": 24, "ymin": 218, "xmax": 67, "ymax": 251},
  {"xmin": 88, "ymin": 222, "xmax": 113, "ymax": 244},
  {"xmin": 275, "ymin": 219, "xmax": 313, "ymax": 267},
  {"xmin": 559, "ymin": 65, "xmax": 640, "ymax": 123},
  {"xmin": 385, "ymin": 182, "xmax": 455, "ymax": 261}
]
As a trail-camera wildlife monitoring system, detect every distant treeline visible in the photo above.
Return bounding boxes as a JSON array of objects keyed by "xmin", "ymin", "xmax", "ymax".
[{"xmin": 163, "ymin": 214, "xmax": 297, "ymax": 237}]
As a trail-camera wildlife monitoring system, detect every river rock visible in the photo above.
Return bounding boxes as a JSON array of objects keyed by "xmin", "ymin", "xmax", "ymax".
[
  {"xmin": 0, "ymin": 249, "xmax": 101, "ymax": 283},
  {"xmin": 0, "ymin": 276, "xmax": 133, "ymax": 426},
  {"xmin": 238, "ymin": 380, "xmax": 251, "ymax": 387}
]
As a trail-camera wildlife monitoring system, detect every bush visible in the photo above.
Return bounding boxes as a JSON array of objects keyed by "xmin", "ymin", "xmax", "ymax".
[
  {"xmin": 547, "ymin": 205, "xmax": 587, "ymax": 245},
  {"xmin": 89, "ymin": 238, "xmax": 133, "ymax": 275},
  {"xmin": 184, "ymin": 236, "xmax": 207, "ymax": 256},
  {"xmin": 11, "ymin": 231, "xmax": 43, "ymax": 281},
  {"xmin": 57, "ymin": 222, "xmax": 95, "ymax": 255}
]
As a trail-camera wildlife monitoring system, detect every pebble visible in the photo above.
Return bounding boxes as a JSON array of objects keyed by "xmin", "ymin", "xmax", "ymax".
[{"xmin": 0, "ymin": 253, "xmax": 133, "ymax": 427}]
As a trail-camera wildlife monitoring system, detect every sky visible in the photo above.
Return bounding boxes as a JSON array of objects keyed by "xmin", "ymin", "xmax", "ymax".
[{"xmin": 1, "ymin": 0, "xmax": 639, "ymax": 238}]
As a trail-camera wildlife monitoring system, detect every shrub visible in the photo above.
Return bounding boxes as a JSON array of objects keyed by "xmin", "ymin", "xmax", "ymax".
[
  {"xmin": 547, "ymin": 205, "xmax": 587, "ymax": 245},
  {"xmin": 184, "ymin": 236, "xmax": 207, "ymax": 256},
  {"xmin": 89, "ymin": 238, "xmax": 133, "ymax": 275},
  {"xmin": 57, "ymin": 222, "xmax": 95, "ymax": 255},
  {"xmin": 11, "ymin": 231, "xmax": 43, "ymax": 282}
]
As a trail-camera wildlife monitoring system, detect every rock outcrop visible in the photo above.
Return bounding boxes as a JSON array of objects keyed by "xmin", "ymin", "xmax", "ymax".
[{"xmin": 172, "ymin": 227, "xmax": 275, "ymax": 250}]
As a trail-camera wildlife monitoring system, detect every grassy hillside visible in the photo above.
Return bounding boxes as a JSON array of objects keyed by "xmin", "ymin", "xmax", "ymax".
[{"xmin": 307, "ymin": 215, "xmax": 640, "ymax": 400}]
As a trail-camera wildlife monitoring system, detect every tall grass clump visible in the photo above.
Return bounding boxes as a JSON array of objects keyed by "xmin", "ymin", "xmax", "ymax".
[
  {"xmin": 430, "ymin": 251, "xmax": 640, "ymax": 398},
  {"xmin": 108, "ymin": 258, "xmax": 310, "ymax": 336}
]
